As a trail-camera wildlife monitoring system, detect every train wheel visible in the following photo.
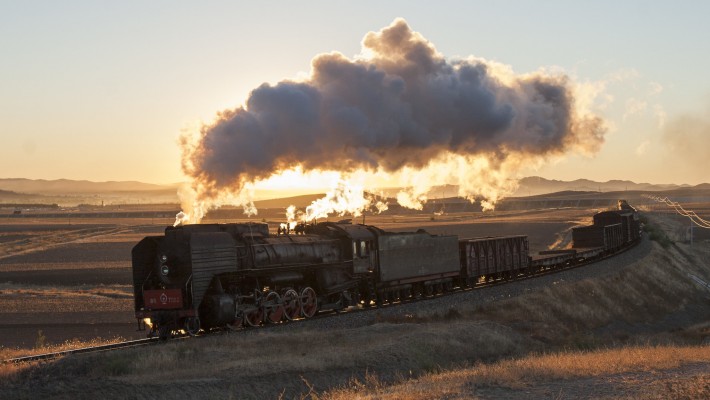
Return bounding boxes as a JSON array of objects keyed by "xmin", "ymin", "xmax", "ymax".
[
  {"xmin": 363, "ymin": 281, "xmax": 377, "ymax": 307},
  {"xmin": 413, "ymin": 284, "xmax": 423, "ymax": 300},
  {"xmin": 424, "ymin": 284, "xmax": 433, "ymax": 297},
  {"xmin": 225, "ymin": 317, "xmax": 243, "ymax": 331},
  {"xmin": 183, "ymin": 317, "xmax": 200, "ymax": 336},
  {"xmin": 244, "ymin": 306, "xmax": 263, "ymax": 327},
  {"xmin": 300, "ymin": 287, "xmax": 318, "ymax": 318},
  {"xmin": 158, "ymin": 324, "xmax": 171, "ymax": 340},
  {"xmin": 360, "ymin": 292, "xmax": 370, "ymax": 307},
  {"xmin": 265, "ymin": 291, "xmax": 285, "ymax": 323},
  {"xmin": 282, "ymin": 289, "xmax": 300, "ymax": 321}
]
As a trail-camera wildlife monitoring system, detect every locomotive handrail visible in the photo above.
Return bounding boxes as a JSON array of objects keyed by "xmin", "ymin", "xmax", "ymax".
[
  {"xmin": 142, "ymin": 270, "xmax": 153, "ymax": 289},
  {"xmin": 184, "ymin": 274, "xmax": 193, "ymax": 308}
]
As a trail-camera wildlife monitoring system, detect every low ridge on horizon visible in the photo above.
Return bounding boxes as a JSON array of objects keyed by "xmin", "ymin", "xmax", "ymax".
[{"xmin": 0, "ymin": 176, "xmax": 705, "ymax": 196}]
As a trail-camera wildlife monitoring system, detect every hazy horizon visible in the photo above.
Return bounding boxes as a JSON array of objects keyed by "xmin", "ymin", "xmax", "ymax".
[{"xmin": 3, "ymin": 2, "xmax": 709, "ymax": 198}]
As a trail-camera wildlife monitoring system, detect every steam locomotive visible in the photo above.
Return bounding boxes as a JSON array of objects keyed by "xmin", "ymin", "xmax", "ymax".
[{"xmin": 132, "ymin": 203, "xmax": 639, "ymax": 338}]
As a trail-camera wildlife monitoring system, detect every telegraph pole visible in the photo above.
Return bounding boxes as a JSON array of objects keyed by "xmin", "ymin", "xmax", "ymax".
[{"xmin": 690, "ymin": 217, "xmax": 694, "ymax": 247}]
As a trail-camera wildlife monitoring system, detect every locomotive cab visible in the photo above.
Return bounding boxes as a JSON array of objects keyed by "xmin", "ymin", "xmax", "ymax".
[
  {"xmin": 304, "ymin": 222, "xmax": 377, "ymax": 274},
  {"xmin": 352, "ymin": 238, "xmax": 375, "ymax": 273}
]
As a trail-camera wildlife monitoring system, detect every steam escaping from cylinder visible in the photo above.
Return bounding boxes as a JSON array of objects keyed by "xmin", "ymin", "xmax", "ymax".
[{"xmin": 177, "ymin": 18, "xmax": 606, "ymax": 224}]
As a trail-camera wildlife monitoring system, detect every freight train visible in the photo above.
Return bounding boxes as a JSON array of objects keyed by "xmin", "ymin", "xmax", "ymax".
[{"xmin": 132, "ymin": 202, "xmax": 640, "ymax": 338}]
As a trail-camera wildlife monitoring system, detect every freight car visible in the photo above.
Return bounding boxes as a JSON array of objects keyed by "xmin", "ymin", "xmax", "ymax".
[
  {"xmin": 133, "ymin": 204, "xmax": 640, "ymax": 338},
  {"xmin": 459, "ymin": 235, "xmax": 530, "ymax": 284}
]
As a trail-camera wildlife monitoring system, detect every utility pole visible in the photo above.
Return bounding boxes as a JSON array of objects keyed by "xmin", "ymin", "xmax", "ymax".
[{"xmin": 690, "ymin": 218, "xmax": 694, "ymax": 247}]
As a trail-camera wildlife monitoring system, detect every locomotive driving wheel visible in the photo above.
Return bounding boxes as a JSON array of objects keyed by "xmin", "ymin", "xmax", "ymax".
[
  {"xmin": 158, "ymin": 324, "xmax": 171, "ymax": 340},
  {"xmin": 282, "ymin": 289, "xmax": 301, "ymax": 321},
  {"xmin": 243, "ymin": 306, "xmax": 264, "ymax": 327},
  {"xmin": 265, "ymin": 291, "xmax": 285, "ymax": 323},
  {"xmin": 183, "ymin": 317, "xmax": 200, "ymax": 336},
  {"xmin": 225, "ymin": 317, "xmax": 243, "ymax": 331},
  {"xmin": 300, "ymin": 287, "xmax": 318, "ymax": 318}
]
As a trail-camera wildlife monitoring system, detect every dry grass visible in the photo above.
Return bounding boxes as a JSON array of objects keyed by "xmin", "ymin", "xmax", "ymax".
[
  {"xmin": 108, "ymin": 320, "xmax": 536, "ymax": 385},
  {"xmin": 322, "ymin": 344, "xmax": 710, "ymax": 399},
  {"xmin": 470, "ymin": 248, "xmax": 699, "ymax": 345},
  {"xmin": 0, "ymin": 282, "xmax": 132, "ymax": 296},
  {"xmin": 0, "ymin": 335, "xmax": 127, "ymax": 379},
  {"xmin": 0, "ymin": 283, "xmax": 132, "ymax": 313}
]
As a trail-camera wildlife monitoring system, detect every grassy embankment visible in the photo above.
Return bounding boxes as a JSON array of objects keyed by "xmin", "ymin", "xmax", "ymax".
[{"xmin": 320, "ymin": 213, "xmax": 710, "ymax": 398}]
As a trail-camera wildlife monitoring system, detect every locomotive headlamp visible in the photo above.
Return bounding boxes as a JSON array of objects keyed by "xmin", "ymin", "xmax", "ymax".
[{"xmin": 160, "ymin": 264, "xmax": 170, "ymax": 276}]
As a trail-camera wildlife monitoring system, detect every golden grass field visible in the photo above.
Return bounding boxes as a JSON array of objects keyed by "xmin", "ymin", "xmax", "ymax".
[{"xmin": 1, "ymin": 206, "xmax": 709, "ymax": 399}]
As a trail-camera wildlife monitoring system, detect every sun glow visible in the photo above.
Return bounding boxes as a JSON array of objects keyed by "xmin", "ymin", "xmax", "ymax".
[
  {"xmin": 251, "ymin": 167, "xmax": 342, "ymax": 193},
  {"xmin": 173, "ymin": 151, "xmax": 532, "ymax": 227}
]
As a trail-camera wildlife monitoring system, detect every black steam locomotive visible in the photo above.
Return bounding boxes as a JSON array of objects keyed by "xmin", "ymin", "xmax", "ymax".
[{"xmin": 133, "ymin": 204, "xmax": 639, "ymax": 338}]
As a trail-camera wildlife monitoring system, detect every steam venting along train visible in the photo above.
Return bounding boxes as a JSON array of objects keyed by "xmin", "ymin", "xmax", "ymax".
[{"xmin": 132, "ymin": 201, "xmax": 640, "ymax": 338}]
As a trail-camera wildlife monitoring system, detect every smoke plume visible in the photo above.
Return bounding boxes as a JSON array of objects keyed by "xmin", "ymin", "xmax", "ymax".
[
  {"xmin": 660, "ymin": 103, "xmax": 710, "ymax": 184},
  {"xmin": 179, "ymin": 18, "xmax": 606, "ymax": 222}
]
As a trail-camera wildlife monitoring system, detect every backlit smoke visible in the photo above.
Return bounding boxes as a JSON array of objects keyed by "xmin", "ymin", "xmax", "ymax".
[
  {"xmin": 662, "ymin": 104, "xmax": 710, "ymax": 173},
  {"xmin": 283, "ymin": 181, "xmax": 389, "ymax": 227},
  {"xmin": 178, "ymin": 18, "xmax": 606, "ymax": 223}
]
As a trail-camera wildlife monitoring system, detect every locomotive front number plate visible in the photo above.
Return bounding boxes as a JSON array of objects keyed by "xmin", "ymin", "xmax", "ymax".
[{"xmin": 144, "ymin": 289, "xmax": 183, "ymax": 309}]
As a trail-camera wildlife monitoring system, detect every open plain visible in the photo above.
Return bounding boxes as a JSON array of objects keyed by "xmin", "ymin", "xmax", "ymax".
[{"xmin": 1, "ymin": 203, "xmax": 709, "ymax": 399}]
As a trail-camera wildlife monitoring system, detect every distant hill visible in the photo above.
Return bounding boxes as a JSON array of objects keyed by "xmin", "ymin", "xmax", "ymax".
[
  {"xmin": 0, "ymin": 189, "xmax": 27, "ymax": 198},
  {"xmin": 0, "ymin": 178, "xmax": 176, "ymax": 194},
  {"xmin": 378, "ymin": 177, "xmax": 696, "ymax": 200},
  {"xmin": 0, "ymin": 188, "xmax": 52, "ymax": 203},
  {"xmin": 512, "ymin": 177, "xmax": 690, "ymax": 197},
  {"xmin": 0, "ymin": 179, "xmax": 180, "ymax": 206},
  {"xmin": 1, "ymin": 177, "xmax": 707, "ymax": 208}
]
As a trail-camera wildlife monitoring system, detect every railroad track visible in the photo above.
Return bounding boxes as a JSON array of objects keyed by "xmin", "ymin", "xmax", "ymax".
[
  {"xmin": 2, "ymin": 338, "xmax": 159, "ymax": 365},
  {"xmin": 3, "ymin": 238, "xmax": 641, "ymax": 364}
]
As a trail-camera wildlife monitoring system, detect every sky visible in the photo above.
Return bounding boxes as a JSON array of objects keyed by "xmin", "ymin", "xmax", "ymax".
[{"xmin": 2, "ymin": 1, "xmax": 710, "ymax": 187}]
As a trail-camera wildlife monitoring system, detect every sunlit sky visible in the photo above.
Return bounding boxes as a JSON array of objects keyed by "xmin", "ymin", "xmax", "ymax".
[{"xmin": 2, "ymin": 1, "xmax": 709, "ymax": 187}]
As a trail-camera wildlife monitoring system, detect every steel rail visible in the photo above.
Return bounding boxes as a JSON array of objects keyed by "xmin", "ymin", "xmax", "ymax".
[{"xmin": 2, "ymin": 338, "xmax": 159, "ymax": 365}]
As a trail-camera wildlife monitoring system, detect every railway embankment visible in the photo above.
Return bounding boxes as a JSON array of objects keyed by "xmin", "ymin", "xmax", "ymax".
[{"xmin": 1, "ymin": 212, "xmax": 709, "ymax": 399}]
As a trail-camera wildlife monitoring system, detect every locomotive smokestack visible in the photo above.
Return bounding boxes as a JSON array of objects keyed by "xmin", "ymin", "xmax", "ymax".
[{"xmin": 180, "ymin": 18, "xmax": 607, "ymax": 220}]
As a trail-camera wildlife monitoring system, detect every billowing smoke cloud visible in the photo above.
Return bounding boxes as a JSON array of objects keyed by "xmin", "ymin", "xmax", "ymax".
[
  {"xmin": 179, "ymin": 18, "xmax": 606, "ymax": 221},
  {"xmin": 661, "ymin": 104, "xmax": 710, "ymax": 180}
]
